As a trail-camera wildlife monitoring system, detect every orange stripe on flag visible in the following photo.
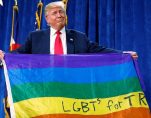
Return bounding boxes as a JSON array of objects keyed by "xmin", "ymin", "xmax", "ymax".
[{"xmin": 34, "ymin": 107, "xmax": 151, "ymax": 118}]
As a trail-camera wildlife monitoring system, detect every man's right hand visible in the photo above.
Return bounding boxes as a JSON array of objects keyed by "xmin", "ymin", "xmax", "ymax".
[{"xmin": 0, "ymin": 50, "xmax": 4, "ymax": 60}]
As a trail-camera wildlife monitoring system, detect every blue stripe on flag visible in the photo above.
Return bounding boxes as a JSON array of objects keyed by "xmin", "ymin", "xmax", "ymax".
[{"xmin": 8, "ymin": 61, "xmax": 137, "ymax": 86}]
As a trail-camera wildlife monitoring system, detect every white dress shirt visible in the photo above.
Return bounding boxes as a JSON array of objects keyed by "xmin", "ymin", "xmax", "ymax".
[{"xmin": 50, "ymin": 27, "xmax": 67, "ymax": 54}]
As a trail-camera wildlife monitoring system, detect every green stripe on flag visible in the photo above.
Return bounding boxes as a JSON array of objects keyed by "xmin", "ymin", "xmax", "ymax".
[{"xmin": 12, "ymin": 77, "xmax": 142, "ymax": 102}]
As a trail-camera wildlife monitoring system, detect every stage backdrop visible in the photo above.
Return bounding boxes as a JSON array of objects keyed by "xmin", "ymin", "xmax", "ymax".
[{"xmin": 0, "ymin": 0, "xmax": 151, "ymax": 112}]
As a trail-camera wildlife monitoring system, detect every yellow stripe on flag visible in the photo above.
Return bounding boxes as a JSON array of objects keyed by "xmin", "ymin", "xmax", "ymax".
[{"xmin": 14, "ymin": 92, "xmax": 149, "ymax": 118}]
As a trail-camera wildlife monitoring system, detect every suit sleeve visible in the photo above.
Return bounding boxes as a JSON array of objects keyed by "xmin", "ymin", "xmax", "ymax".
[
  {"xmin": 12, "ymin": 33, "xmax": 32, "ymax": 54},
  {"xmin": 72, "ymin": 30, "xmax": 122, "ymax": 54},
  {"xmin": 85, "ymin": 36, "xmax": 122, "ymax": 53},
  {"xmin": 88, "ymin": 41, "xmax": 122, "ymax": 53}
]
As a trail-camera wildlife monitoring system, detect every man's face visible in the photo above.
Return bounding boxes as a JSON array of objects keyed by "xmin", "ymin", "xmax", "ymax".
[{"xmin": 45, "ymin": 6, "xmax": 66, "ymax": 30}]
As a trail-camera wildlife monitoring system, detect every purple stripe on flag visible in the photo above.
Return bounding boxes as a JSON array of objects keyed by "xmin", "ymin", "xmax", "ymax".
[{"xmin": 4, "ymin": 53, "xmax": 132, "ymax": 69}]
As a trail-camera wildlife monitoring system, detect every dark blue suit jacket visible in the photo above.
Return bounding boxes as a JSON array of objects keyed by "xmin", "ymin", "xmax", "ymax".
[{"xmin": 16, "ymin": 29, "xmax": 121, "ymax": 54}]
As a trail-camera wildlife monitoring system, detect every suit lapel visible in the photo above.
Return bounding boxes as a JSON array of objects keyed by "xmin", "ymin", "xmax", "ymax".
[
  {"xmin": 43, "ymin": 29, "xmax": 50, "ymax": 53},
  {"xmin": 66, "ymin": 30, "xmax": 75, "ymax": 54}
]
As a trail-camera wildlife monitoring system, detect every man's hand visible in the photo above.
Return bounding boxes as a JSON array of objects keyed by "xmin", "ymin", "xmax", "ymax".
[
  {"xmin": 123, "ymin": 51, "xmax": 138, "ymax": 59},
  {"xmin": 0, "ymin": 50, "xmax": 4, "ymax": 60}
]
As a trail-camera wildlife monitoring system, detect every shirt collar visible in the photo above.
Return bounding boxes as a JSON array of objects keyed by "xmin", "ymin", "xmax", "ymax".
[{"xmin": 50, "ymin": 27, "xmax": 65, "ymax": 35}]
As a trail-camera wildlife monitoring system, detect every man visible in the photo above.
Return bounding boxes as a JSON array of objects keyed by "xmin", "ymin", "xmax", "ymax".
[{"xmin": 0, "ymin": 1, "xmax": 138, "ymax": 60}]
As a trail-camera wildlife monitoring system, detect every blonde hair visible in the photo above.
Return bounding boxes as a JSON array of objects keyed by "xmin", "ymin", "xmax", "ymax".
[{"xmin": 44, "ymin": 1, "xmax": 65, "ymax": 16}]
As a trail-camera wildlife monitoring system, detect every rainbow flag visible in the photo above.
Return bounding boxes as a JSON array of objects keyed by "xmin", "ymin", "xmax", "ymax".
[{"xmin": 3, "ymin": 54, "xmax": 151, "ymax": 118}]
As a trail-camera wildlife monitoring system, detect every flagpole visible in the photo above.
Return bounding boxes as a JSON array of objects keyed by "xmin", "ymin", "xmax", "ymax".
[
  {"xmin": 62, "ymin": 0, "xmax": 68, "ymax": 24},
  {"xmin": 62, "ymin": 0, "xmax": 68, "ymax": 10},
  {"xmin": 2, "ymin": 59, "xmax": 16, "ymax": 118},
  {"xmin": 10, "ymin": 0, "xmax": 20, "ymax": 51},
  {"xmin": 0, "ymin": 0, "xmax": 3, "ymax": 6},
  {"xmin": 11, "ymin": 0, "xmax": 18, "ymax": 38},
  {"xmin": 10, "ymin": 0, "xmax": 18, "ymax": 49},
  {"xmin": 14, "ymin": 0, "xmax": 17, "ymax": 5},
  {"xmin": 35, "ymin": 0, "xmax": 43, "ymax": 30}
]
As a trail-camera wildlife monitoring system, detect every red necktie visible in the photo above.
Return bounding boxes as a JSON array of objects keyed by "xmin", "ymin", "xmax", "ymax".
[{"xmin": 54, "ymin": 31, "xmax": 63, "ymax": 54}]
